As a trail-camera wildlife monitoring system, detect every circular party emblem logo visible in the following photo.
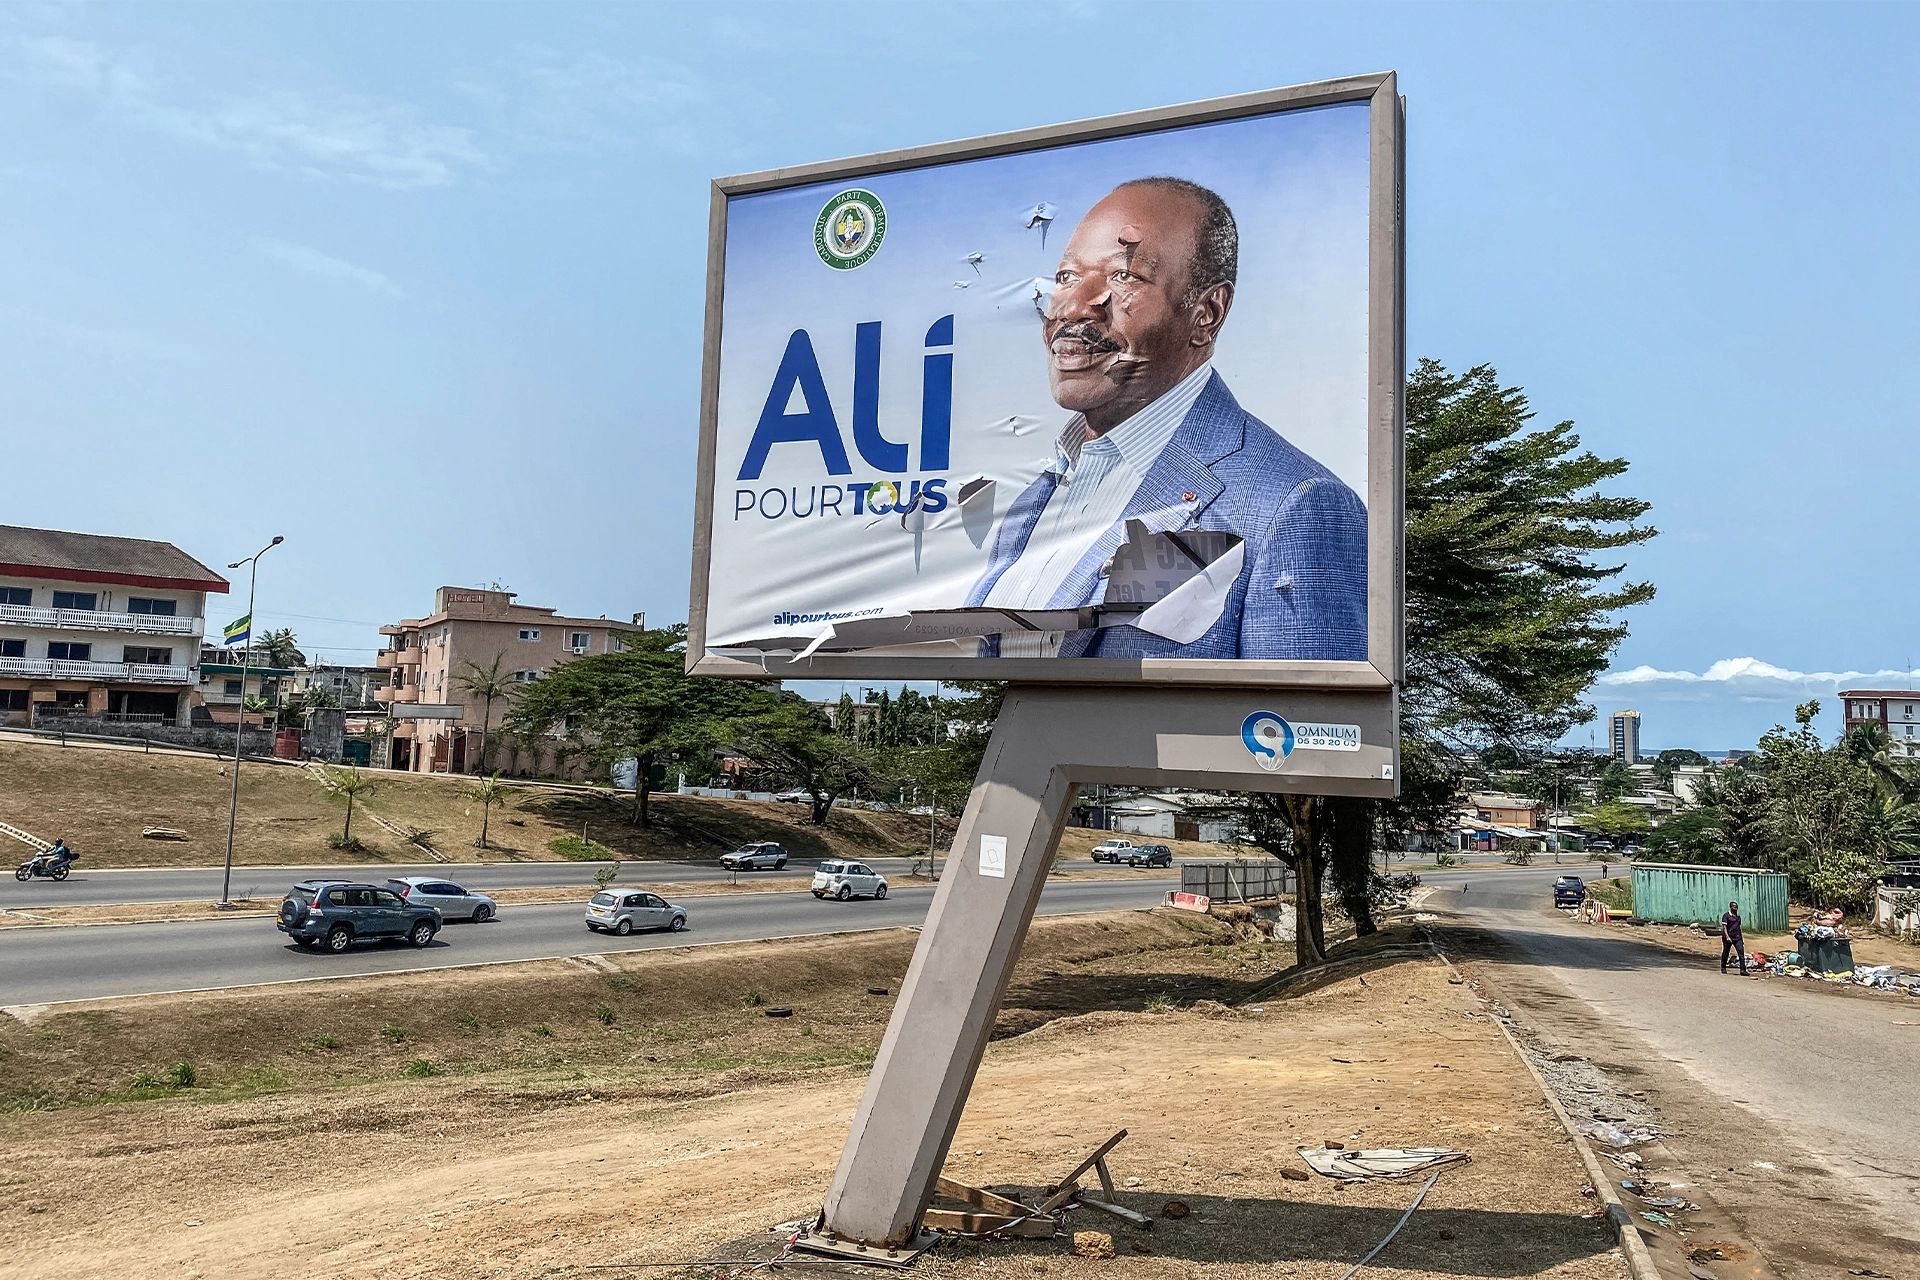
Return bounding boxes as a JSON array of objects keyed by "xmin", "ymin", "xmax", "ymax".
[{"xmin": 815, "ymin": 189, "xmax": 887, "ymax": 270}]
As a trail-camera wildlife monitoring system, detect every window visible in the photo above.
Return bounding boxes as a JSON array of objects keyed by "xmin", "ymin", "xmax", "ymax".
[
  {"xmin": 608, "ymin": 632, "xmax": 627, "ymax": 653},
  {"xmin": 513, "ymin": 669, "xmax": 541, "ymax": 683},
  {"xmin": 0, "ymin": 639, "xmax": 22, "ymax": 658},
  {"xmin": 0, "ymin": 690, "xmax": 28, "ymax": 711},
  {"xmin": 127, "ymin": 597, "xmax": 178, "ymax": 616},
  {"xmin": 518, "ymin": 628, "xmax": 541, "ymax": 641},
  {"xmin": 326, "ymin": 889, "xmax": 349, "ymax": 906},
  {"xmin": 123, "ymin": 646, "xmax": 173, "ymax": 665},
  {"xmin": 224, "ymin": 680, "xmax": 243, "ymax": 697},
  {"xmin": 51, "ymin": 591, "xmax": 97, "ymax": 611},
  {"xmin": 374, "ymin": 890, "xmax": 404, "ymax": 907},
  {"xmin": 0, "ymin": 587, "xmax": 29, "ymax": 606},
  {"xmin": 569, "ymin": 632, "xmax": 591, "ymax": 652},
  {"xmin": 47, "ymin": 642, "xmax": 91, "ymax": 661},
  {"xmin": 623, "ymin": 894, "xmax": 645, "ymax": 908}
]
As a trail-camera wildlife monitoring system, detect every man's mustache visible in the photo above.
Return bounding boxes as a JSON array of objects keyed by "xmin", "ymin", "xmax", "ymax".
[{"xmin": 1047, "ymin": 322, "xmax": 1122, "ymax": 355}]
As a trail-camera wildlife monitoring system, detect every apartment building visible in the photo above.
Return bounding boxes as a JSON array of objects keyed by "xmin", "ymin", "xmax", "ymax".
[
  {"xmin": 1840, "ymin": 689, "xmax": 1920, "ymax": 756},
  {"xmin": 375, "ymin": 587, "xmax": 642, "ymax": 773},
  {"xmin": 195, "ymin": 645, "xmax": 295, "ymax": 726},
  {"xmin": 1609, "ymin": 709, "xmax": 1642, "ymax": 764},
  {"xmin": 0, "ymin": 524, "xmax": 227, "ymax": 728}
]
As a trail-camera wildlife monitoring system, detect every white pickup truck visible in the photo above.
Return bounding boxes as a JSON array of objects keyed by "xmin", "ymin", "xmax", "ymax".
[{"xmin": 1088, "ymin": 838, "xmax": 1135, "ymax": 864}]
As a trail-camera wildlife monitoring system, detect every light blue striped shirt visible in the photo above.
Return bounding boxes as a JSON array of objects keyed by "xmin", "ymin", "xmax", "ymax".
[{"xmin": 984, "ymin": 362, "xmax": 1213, "ymax": 611}]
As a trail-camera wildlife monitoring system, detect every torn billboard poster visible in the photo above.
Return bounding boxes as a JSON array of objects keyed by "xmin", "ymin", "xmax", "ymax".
[{"xmin": 693, "ymin": 87, "xmax": 1401, "ymax": 679}]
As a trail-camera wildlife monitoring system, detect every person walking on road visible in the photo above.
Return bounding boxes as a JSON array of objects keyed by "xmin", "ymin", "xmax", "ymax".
[{"xmin": 1720, "ymin": 900, "xmax": 1748, "ymax": 975}]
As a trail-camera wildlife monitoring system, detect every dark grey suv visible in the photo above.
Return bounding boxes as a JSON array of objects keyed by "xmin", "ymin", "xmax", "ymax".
[{"xmin": 278, "ymin": 881, "xmax": 442, "ymax": 953}]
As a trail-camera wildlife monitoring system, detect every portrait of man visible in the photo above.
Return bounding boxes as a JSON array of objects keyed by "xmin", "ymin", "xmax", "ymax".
[{"xmin": 964, "ymin": 177, "xmax": 1368, "ymax": 661}]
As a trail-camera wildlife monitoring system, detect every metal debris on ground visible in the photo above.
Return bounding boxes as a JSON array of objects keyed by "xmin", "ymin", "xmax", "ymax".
[
  {"xmin": 1641, "ymin": 1211, "xmax": 1675, "ymax": 1227},
  {"xmin": 1297, "ymin": 1146, "xmax": 1472, "ymax": 1182},
  {"xmin": 916, "ymin": 1129, "xmax": 1148, "ymax": 1243},
  {"xmin": 140, "ymin": 827, "xmax": 189, "ymax": 840}
]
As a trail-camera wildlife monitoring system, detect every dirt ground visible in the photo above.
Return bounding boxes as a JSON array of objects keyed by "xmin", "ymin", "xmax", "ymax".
[
  {"xmin": 0, "ymin": 907, "xmax": 1624, "ymax": 1280},
  {"xmin": 0, "ymin": 737, "xmax": 1225, "ymax": 870}
]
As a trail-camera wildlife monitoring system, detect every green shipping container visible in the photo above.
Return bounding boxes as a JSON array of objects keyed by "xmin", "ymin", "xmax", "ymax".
[{"xmin": 1629, "ymin": 863, "xmax": 1788, "ymax": 932}]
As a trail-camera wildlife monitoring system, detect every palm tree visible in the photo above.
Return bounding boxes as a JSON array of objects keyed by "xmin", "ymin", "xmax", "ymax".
[
  {"xmin": 469, "ymin": 771, "xmax": 517, "ymax": 849},
  {"xmin": 1846, "ymin": 722, "xmax": 1920, "ymax": 804},
  {"xmin": 324, "ymin": 764, "xmax": 374, "ymax": 846},
  {"xmin": 258, "ymin": 628, "xmax": 305, "ymax": 670},
  {"xmin": 457, "ymin": 654, "xmax": 515, "ymax": 775}
]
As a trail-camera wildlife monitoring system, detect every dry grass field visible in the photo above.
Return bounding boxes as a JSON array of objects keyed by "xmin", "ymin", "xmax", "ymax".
[
  {"xmin": 0, "ymin": 737, "xmax": 1229, "ymax": 871},
  {"xmin": 0, "ymin": 909, "xmax": 1625, "ymax": 1280}
]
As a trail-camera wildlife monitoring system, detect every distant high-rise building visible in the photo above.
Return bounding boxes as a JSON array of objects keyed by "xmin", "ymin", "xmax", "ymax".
[
  {"xmin": 1839, "ymin": 689, "xmax": 1920, "ymax": 757},
  {"xmin": 1609, "ymin": 710, "xmax": 1641, "ymax": 764}
]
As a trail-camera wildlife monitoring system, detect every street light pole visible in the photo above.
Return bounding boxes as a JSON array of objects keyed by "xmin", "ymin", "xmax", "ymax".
[{"xmin": 220, "ymin": 535, "xmax": 284, "ymax": 908}]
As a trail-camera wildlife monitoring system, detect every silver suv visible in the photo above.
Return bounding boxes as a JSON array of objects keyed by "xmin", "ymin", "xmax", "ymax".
[
  {"xmin": 720, "ymin": 842, "xmax": 788, "ymax": 871},
  {"xmin": 812, "ymin": 860, "xmax": 887, "ymax": 901},
  {"xmin": 584, "ymin": 889, "xmax": 688, "ymax": 936}
]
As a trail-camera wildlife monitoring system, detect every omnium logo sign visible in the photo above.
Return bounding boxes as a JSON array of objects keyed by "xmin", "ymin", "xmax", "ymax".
[
  {"xmin": 815, "ymin": 189, "xmax": 886, "ymax": 270},
  {"xmin": 1241, "ymin": 712, "xmax": 1362, "ymax": 771}
]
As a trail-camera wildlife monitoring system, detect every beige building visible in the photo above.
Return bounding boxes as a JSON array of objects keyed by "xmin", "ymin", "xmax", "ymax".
[
  {"xmin": 0, "ymin": 525, "xmax": 227, "ymax": 728},
  {"xmin": 375, "ymin": 587, "xmax": 642, "ymax": 774}
]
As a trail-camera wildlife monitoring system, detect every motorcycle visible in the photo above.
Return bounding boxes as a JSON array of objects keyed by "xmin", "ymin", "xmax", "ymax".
[{"xmin": 14, "ymin": 850, "xmax": 77, "ymax": 882}]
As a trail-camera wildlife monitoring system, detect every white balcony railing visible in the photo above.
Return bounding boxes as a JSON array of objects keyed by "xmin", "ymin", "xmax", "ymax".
[
  {"xmin": 0, "ymin": 603, "xmax": 204, "ymax": 637},
  {"xmin": 0, "ymin": 657, "xmax": 194, "ymax": 685}
]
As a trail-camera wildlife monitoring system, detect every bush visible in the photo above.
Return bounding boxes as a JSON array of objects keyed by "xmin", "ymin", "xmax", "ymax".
[
  {"xmin": 741, "ymin": 990, "xmax": 765, "ymax": 1007},
  {"xmin": 594, "ymin": 1003, "xmax": 615, "ymax": 1025},
  {"xmin": 1143, "ymin": 993, "xmax": 1175, "ymax": 1015},
  {"xmin": 403, "ymin": 1059, "xmax": 435, "ymax": 1078},
  {"xmin": 325, "ymin": 833, "xmax": 365, "ymax": 852},
  {"xmin": 550, "ymin": 835, "xmax": 616, "ymax": 862},
  {"xmin": 530, "ymin": 1025, "xmax": 553, "ymax": 1037},
  {"xmin": 380, "ymin": 1024, "xmax": 406, "ymax": 1043},
  {"xmin": 303, "ymin": 1033, "xmax": 340, "ymax": 1051},
  {"xmin": 164, "ymin": 1061, "xmax": 196, "ymax": 1089},
  {"xmin": 1434, "ymin": 852, "xmax": 1461, "ymax": 868}
]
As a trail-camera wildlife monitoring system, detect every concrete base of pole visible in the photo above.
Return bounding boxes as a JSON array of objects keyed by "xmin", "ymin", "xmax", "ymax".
[{"xmin": 817, "ymin": 682, "xmax": 1396, "ymax": 1247}]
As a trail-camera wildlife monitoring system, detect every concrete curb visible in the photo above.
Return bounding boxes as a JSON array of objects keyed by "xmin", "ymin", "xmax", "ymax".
[{"xmin": 1420, "ymin": 929, "xmax": 1663, "ymax": 1280}]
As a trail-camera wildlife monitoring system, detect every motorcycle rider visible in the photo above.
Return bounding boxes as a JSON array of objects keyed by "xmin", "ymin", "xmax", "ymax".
[{"xmin": 36, "ymin": 838, "xmax": 74, "ymax": 875}]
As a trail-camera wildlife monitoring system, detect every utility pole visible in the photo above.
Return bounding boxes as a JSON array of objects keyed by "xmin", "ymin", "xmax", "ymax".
[{"xmin": 220, "ymin": 535, "xmax": 284, "ymax": 909}]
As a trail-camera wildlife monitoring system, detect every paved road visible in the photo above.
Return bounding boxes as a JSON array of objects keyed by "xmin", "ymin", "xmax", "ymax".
[
  {"xmin": 1444, "ymin": 867, "xmax": 1920, "ymax": 1227},
  {"xmin": 1, "ymin": 848, "xmax": 1532, "ymax": 909},
  {"xmin": 0, "ymin": 856, "xmax": 934, "ymax": 909},
  {"xmin": 0, "ymin": 877, "xmax": 1172, "ymax": 1007}
]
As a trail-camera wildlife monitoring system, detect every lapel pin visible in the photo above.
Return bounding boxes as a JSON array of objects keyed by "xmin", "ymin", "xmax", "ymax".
[{"xmin": 1182, "ymin": 491, "xmax": 1196, "ymax": 503}]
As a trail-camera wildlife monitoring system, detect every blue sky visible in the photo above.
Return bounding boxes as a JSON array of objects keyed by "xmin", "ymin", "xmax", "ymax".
[{"xmin": 1, "ymin": 2, "xmax": 1913, "ymax": 752}]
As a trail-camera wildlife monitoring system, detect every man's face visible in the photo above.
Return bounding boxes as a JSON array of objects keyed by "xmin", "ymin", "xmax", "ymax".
[{"xmin": 1042, "ymin": 185, "xmax": 1230, "ymax": 431}]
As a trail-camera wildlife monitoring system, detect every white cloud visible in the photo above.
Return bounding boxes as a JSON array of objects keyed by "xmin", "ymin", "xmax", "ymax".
[
  {"xmin": 4, "ymin": 35, "xmax": 488, "ymax": 189},
  {"xmin": 1598, "ymin": 657, "xmax": 1918, "ymax": 704},
  {"xmin": 255, "ymin": 239, "xmax": 404, "ymax": 299}
]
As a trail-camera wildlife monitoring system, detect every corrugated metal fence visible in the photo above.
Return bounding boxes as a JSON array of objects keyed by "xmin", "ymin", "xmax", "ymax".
[
  {"xmin": 1629, "ymin": 862, "xmax": 1788, "ymax": 932},
  {"xmin": 1181, "ymin": 858, "xmax": 1294, "ymax": 902}
]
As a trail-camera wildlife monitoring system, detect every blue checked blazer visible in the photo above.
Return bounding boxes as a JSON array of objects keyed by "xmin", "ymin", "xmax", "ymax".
[{"xmin": 965, "ymin": 372, "xmax": 1367, "ymax": 661}]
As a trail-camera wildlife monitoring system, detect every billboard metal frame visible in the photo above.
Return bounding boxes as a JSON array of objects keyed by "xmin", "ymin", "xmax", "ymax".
[{"xmin": 687, "ymin": 72, "xmax": 1404, "ymax": 691}]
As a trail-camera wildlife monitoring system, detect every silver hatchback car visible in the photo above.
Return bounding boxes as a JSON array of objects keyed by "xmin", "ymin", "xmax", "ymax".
[{"xmin": 584, "ymin": 889, "xmax": 688, "ymax": 936}]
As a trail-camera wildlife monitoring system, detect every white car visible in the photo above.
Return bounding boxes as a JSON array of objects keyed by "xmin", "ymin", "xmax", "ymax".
[
  {"xmin": 385, "ymin": 877, "xmax": 497, "ymax": 923},
  {"xmin": 812, "ymin": 859, "xmax": 887, "ymax": 901},
  {"xmin": 1088, "ymin": 839, "xmax": 1135, "ymax": 863}
]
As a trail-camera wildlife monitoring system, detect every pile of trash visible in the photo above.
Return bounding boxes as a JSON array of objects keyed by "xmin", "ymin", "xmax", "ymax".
[
  {"xmin": 1581, "ymin": 1120, "xmax": 1660, "ymax": 1148},
  {"xmin": 1764, "ymin": 951, "xmax": 1920, "ymax": 994}
]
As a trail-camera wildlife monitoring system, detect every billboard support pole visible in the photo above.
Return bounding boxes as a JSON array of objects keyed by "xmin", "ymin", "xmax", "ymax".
[{"xmin": 812, "ymin": 682, "xmax": 1396, "ymax": 1249}]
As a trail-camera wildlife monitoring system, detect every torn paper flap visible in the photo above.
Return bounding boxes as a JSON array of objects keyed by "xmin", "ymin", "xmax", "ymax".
[
  {"xmin": 1099, "ymin": 520, "xmax": 1243, "ymax": 604},
  {"xmin": 1129, "ymin": 541, "xmax": 1244, "ymax": 643}
]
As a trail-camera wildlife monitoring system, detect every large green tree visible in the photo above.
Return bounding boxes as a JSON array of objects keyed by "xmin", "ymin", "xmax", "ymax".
[
  {"xmin": 732, "ymin": 700, "xmax": 890, "ymax": 825},
  {"xmin": 503, "ymin": 625, "xmax": 779, "ymax": 826},
  {"xmin": 1206, "ymin": 361, "xmax": 1656, "ymax": 961}
]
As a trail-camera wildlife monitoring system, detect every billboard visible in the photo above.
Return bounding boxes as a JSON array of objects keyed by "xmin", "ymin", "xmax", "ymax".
[{"xmin": 689, "ymin": 75, "xmax": 1402, "ymax": 688}]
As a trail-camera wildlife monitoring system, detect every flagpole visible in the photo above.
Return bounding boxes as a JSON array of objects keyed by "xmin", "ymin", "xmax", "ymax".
[{"xmin": 220, "ymin": 536, "xmax": 283, "ymax": 909}]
